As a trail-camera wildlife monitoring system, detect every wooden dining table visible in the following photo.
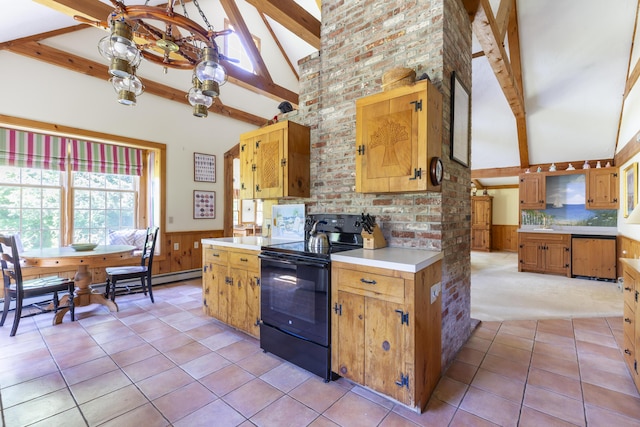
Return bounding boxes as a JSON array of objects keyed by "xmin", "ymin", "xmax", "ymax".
[{"xmin": 20, "ymin": 245, "xmax": 136, "ymax": 324}]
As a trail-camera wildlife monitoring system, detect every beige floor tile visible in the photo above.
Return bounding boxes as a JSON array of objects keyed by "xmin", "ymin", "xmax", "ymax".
[
  {"xmin": 69, "ymin": 369, "xmax": 132, "ymax": 404},
  {"xmin": 53, "ymin": 343, "xmax": 107, "ymax": 370},
  {"xmin": 580, "ymin": 364, "xmax": 639, "ymax": 396},
  {"xmin": 99, "ymin": 402, "xmax": 170, "ymax": 427},
  {"xmin": 532, "ymin": 340, "xmax": 577, "ymax": 362},
  {"xmin": 351, "ymin": 385, "xmax": 395, "ymax": 409},
  {"xmin": 536, "ymin": 318, "xmax": 574, "ymax": 338},
  {"xmin": 523, "ymin": 385, "xmax": 585, "ymax": 426},
  {"xmin": 173, "ymin": 399, "xmax": 245, "ymax": 427},
  {"xmin": 585, "ymin": 403, "xmax": 640, "ymax": 427},
  {"xmin": 260, "ymin": 362, "xmax": 314, "ymax": 393},
  {"xmin": 573, "ymin": 317, "xmax": 612, "ymax": 335},
  {"xmin": 455, "ymin": 345, "xmax": 486, "ymax": 366},
  {"xmin": 487, "ymin": 341, "xmax": 532, "ymax": 366},
  {"xmin": 153, "ymin": 381, "xmax": 217, "ymax": 423},
  {"xmin": 498, "ymin": 323, "xmax": 536, "ymax": 340},
  {"xmin": 379, "ymin": 412, "xmax": 422, "ymax": 426},
  {"xmin": 184, "ymin": 322, "xmax": 226, "ymax": 340},
  {"xmin": 149, "ymin": 331, "xmax": 195, "ymax": 352},
  {"xmin": 1, "ymin": 371, "xmax": 67, "ymax": 408},
  {"xmin": 200, "ymin": 364, "xmax": 256, "ymax": 396},
  {"xmin": 472, "ymin": 325, "xmax": 499, "ymax": 341},
  {"xmin": 164, "ymin": 340, "xmax": 211, "ymax": 365},
  {"xmin": 80, "ymin": 384, "xmax": 149, "ymax": 426},
  {"xmin": 223, "ymin": 378, "xmax": 284, "ymax": 418},
  {"xmin": 137, "ymin": 322, "xmax": 181, "ymax": 342},
  {"xmin": 530, "ymin": 352, "xmax": 580, "ymax": 379},
  {"xmin": 308, "ymin": 416, "xmax": 340, "ymax": 427},
  {"xmin": 110, "ymin": 342, "xmax": 160, "ymax": 367},
  {"xmin": 525, "ymin": 367, "xmax": 582, "ymax": 400},
  {"xmin": 492, "ymin": 331, "xmax": 534, "ymax": 351},
  {"xmin": 216, "ymin": 338, "xmax": 261, "ymax": 362},
  {"xmin": 200, "ymin": 330, "xmax": 244, "ymax": 351},
  {"xmin": 578, "ymin": 350, "xmax": 630, "ymax": 377},
  {"xmin": 235, "ymin": 349, "xmax": 283, "ymax": 376},
  {"xmin": 479, "ymin": 354, "xmax": 530, "ymax": 382},
  {"xmin": 180, "ymin": 350, "xmax": 232, "ymax": 379},
  {"xmin": 459, "ymin": 386, "xmax": 520, "ymax": 427},
  {"xmin": 323, "ymin": 392, "xmax": 390, "ymax": 427},
  {"xmin": 0, "ymin": 355, "xmax": 60, "ymax": 387},
  {"xmin": 573, "ymin": 329, "xmax": 619, "ymax": 348},
  {"xmin": 288, "ymin": 376, "xmax": 349, "ymax": 413},
  {"xmin": 137, "ymin": 366, "xmax": 194, "ymax": 400},
  {"xmin": 464, "ymin": 335, "xmax": 492, "ymax": 353},
  {"xmin": 431, "ymin": 376, "xmax": 469, "ymax": 407},
  {"xmin": 99, "ymin": 333, "xmax": 147, "ymax": 354},
  {"xmin": 534, "ymin": 330, "xmax": 577, "ymax": 348},
  {"xmin": 3, "ymin": 388, "xmax": 77, "ymax": 426},
  {"xmin": 518, "ymin": 406, "xmax": 578, "ymax": 427},
  {"xmin": 391, "ymin": 398, "xmax": 457, "ymax": 427},
  {"xmin": 251, "ymin": 395, "xmax": 319, "ymax": 427},
  {"xmin": 120, "ymin": 353, "xmax": 177, "ymax": 383},
  {"xmin": 582, "ymin": 382, "xmax": 640, "ymax": 420},
  {"xmin": 449, "ymin": 409, "xmax": 500, "ymax": 426},
  {"xmin": 470, "ymin": 368, "xmax": 525, "ymax": 403},
  {"xmin": 444, "ymin": 360, "xmax": 479, "ymax": 384},
  {"xmin": 27, "ymin": 407, "xmax": 88, "ymax": 427}
]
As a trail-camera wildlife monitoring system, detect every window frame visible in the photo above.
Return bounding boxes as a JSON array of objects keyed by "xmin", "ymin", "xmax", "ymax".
[{"xmin": 0, "ymin": 115, "xmax": 166, "ymax": 255}]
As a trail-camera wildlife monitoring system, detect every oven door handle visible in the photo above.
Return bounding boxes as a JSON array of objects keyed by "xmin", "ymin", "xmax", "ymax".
[{"xmin": 259, "ymin": 254, "xmax": 329, "ymax": 269}]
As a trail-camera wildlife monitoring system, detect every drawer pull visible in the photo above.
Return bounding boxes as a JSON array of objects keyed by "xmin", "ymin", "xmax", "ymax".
[
  {"xmin": 213, "ymin": 253, "xmax": 220, "ymax": 257},
  {"xmin": 625, "ymin": 317, "xmax": 632, "ymax": 324},
  {"xmin": 360, "ymin": 278, "xmax": 377, "ymax": 285},
  {"xmin": 625, "ymin": 286, "xmax": 632, "ymax": 291},
  {"xmin": 240, "ymin": 258, "xmax": 248, "ymax": 262},
  {"xmin": 625, "ymin": 349, "xmax": 632, "ymax": 355}
]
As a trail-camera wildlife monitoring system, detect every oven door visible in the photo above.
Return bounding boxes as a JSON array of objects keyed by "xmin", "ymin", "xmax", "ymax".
[{"xmin": 259, "ymin": 252, "xmax": 330, "ymax": 346}]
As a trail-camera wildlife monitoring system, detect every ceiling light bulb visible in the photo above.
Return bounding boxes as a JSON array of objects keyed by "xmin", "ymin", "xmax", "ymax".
[
  {"xmin": 98, "ymin": 20, "xmax": 141, "ymax": 77},
  {"xmin": 111, "ymin": 74, "xmax": 145, "ymax": 106},
  {"xmin": 195, "ymin": 47, "xmax": 227, "ymax": 97}
]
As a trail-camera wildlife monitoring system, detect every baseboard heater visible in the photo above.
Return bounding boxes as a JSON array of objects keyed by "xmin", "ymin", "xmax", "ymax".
[{"xmin": 1, "ymin": 269, "xmax": 202, "ymax": 312}]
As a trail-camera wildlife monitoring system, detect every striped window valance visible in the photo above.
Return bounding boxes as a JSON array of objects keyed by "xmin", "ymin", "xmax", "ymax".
[
  {"xmin": 0, "ymin": 128, "xmax": 67, "ymax": 170},
  {"xmin": 71, "ymin": 139, "xmax": 143, "ymax": 176}
]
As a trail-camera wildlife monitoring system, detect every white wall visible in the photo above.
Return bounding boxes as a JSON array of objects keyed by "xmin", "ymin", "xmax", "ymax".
[
  {"xmin": 478, "ymin": 188, "xmax": 519, "ymax": 226},
  {"xmin": 0, "ymin": 51, "xmax": 261, "ymax": 232}
]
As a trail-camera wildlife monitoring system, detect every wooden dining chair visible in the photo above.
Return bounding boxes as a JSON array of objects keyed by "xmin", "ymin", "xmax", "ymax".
[
  {"xmin": 104, "ymin": 227, "xmax": 159, "ymax": 303},
  {"xmin": 0, "ymin": 234, "xmax": 75, "ymax": 336}
]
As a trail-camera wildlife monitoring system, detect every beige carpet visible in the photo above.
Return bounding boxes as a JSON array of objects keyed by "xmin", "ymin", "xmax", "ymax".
[{"xmin": 471, "ymin": 251, "xmax": 623, "ymax": 321}]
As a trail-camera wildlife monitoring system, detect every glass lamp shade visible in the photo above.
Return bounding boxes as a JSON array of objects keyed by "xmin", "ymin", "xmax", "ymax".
[
  {"xmin": 111, "ymin": 74, "xmax": 145, "ymax": 106},
  {"xmin": 195, "ymin": 47, "xmax": 227, "ymax": 97},
  {"xmin": 98, "ymin": 21, "xmax": 142, "ymax": 77},
  {"xmin": 188, "ymin": 86, "xmax": 213, "ymax": 118}
]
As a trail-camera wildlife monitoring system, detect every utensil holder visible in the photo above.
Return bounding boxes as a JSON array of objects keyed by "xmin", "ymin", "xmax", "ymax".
[{"xmin": 362, "ymin": 225, "xmax": 387, "ymax": 249}]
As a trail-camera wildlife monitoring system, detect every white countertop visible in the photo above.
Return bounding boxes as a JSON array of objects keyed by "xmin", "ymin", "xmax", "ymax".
[
  {"xmin": 331, "ymin": 247, "xmax": 443, "ymax": 273},
  {"xmin": 201, "ymin": 236, "xmax": 301, "ymax": 251},
  {"xmin": 517, "ymin": 226, "xmax": 617, "ymax": 236}
]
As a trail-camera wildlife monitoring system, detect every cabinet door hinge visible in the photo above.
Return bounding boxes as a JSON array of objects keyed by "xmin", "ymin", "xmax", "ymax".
[
  {"xmin": 255, "ymin": 140, "xmax": 260, "ymax": 148},
  {"xmin": 635, "ymin": 359, "xmax": 638, "ymax": 374},
  {"xmin": 203, "ymin": 265, "xmax": 208, "ymax": 273},
  {"xmin": 251, "ymin": 164, "xmax": 257, "ymax": 171},
  {"xmin": 334, "ymin": 303, "xmax": 342, "ymax": 315},
  {"xmin": 564, "ymin": 247, "xmax": 570, "ymax": 252},
  {"xmin": 395, "ymin": 309, "xmax": 409, "ymax": 326},
  {"xmin": 636, "ymin": 290, "xmax": 639, "ymax": 303},
  {"xmin": 565, "ymin": 264, "xmax": 570, "ymax": 268},
  {"xmin": 241, "ymin": 144, "xmax": 246, "ymax": 152},
  {"xmin": 255, "ymin": 318, "xmax": 261, "ymax": 327},
  {"xmin": 281, "ymin": 158, "xmax": 287, "ymax": 167},
  {"xmin": 613, "ymin": 172, "xmax": 618, "ymax": 177},
  {"xmin": 225, "ymin": 277, "xmax": 233, "ymax": 285},
  {"xmin": 357, "ymin": 145, "xmax": 365, "ymax": 155},
  {"xmin": 256, "ymin": 277, "xmax": 260, "ymax": 286},
  {"xmin": 395, "ymin": 373, "xmax": 410, "ymax": 388},
  {"xmin": 256, "ymin": 184, "xmax": 261, "ymax": 192},
  {"xmin": 410, "ymin": 99, "xmax": 422, "ymax": 112},
  {"xmin": 408, "ymin": 168, "xmax": 422, "ymax": 180}
]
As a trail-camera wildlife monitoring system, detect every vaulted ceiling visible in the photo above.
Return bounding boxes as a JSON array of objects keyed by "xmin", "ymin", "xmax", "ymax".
[{"xmin": 2, "ymin": 0, "xmax": 639, "ymax": 188}]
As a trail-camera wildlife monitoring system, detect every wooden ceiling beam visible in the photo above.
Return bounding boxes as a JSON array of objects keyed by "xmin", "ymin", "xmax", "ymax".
[
  {"xmin": 5, "ymin": 41, "xmax": 267, "ymax": 127},
  {"xmin": 259, "ymin": 13, "xmax": 299, "ymax": 80},
  {"xmin": 219, "ymin": 0, "xmax": 272, "ymax": 82},
  {"xmin": 244, "ymin": 0, "xmax": 320, "ymax": 49},
  {"xmin": 495, "ymin": 0, "xmax": 514, "ymax": 42},
  {"xmin": 34, "ymin": 0, "xmax": 112, "ymax": 22}
]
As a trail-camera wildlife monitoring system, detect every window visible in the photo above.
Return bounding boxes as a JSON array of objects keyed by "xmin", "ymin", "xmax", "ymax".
[
  {"xmin": 0, "ymin": 126, "xmax": 161, "ymax": 251},
  {"xmin": 223, "ymin": 19, "xmax": 261, "ymax": 74}
]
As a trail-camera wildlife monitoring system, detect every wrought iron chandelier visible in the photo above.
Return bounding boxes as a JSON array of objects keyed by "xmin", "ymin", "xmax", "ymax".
[{"xmin": 97, "ymin": 0, "xmax": 232, "ymax": 117}]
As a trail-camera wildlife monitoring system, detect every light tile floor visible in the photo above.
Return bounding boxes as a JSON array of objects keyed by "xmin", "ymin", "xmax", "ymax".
[{"xmin": 1, "ymin": 280, "xmax": 639, "ymax": 426}]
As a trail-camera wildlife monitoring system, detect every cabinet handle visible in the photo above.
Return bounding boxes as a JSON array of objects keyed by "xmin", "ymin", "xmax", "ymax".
[
  {"xmin": 213, "ymin": 253, "xmax": 220, "ymax": 257},
  {"xmin": 240, "ymin": 258, "xmax": 248, "ymax": 262},
  {"xmin": 624, "ymin": 286, "xmax": 632, "ymax": 291},
  {"xmin": 624, "ymin": 317, "xmax": 632, "ymax": 323},
  {"xmin": 625, "ymin": 349, "xmax": 632, "ymax": 355},
  {"xmin": 360, "ymin": 278, "xmax": 377, "ymax": 285}
]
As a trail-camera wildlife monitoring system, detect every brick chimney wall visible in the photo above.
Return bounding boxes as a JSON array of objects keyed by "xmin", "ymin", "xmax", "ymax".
[{"xmin": 294, "ymin": 0, "xmax": 472, "ymax": 368}]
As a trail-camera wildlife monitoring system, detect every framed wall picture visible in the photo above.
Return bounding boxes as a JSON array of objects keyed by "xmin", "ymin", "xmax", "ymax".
[
  {"xmin": 194, "ymin": 152, "xmax": 216, "ymax": 182},
  {"xmin": 624, "ymin": 162, "xmax": 638, "ymax": 218},
  {"xmin": 194, "ymin": 190, "xmax": 216, "ymax": 219},
  {"xmin": 450, "ymin": 71, "xmax": 470, "ymax": 168}
]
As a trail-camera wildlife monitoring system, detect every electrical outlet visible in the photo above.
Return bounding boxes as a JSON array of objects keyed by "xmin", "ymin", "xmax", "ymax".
[
  {"xmin": 194, "ymin": 241, "xmax": 199, "ymax": 249},
  {"xmin": 173, "ymin": 242, "xmax": 179, "ymax": 250},
  {"xmin": 430, "ymin": 282, "xmax": 441, "ymax": 304}
]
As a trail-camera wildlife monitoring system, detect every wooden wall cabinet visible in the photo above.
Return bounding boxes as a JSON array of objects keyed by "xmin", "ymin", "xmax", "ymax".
[
  {"xmin": 586, "ymin": 167, "xmax": 619, "ymax": 209},
  {"xmin": 471, "ymin": 196, "xmax": 493, "ymax": 251},
  {"xmin": 331, "ymin": 260, "xmax": 442, "ymax": 412},
  {"xmin": 518, "ymin": 233, "xmax": 570, "ymax": 276},
  {"xmin": 202, "ymin": 244, "xmax": 260, "ymax": 338},
  {"xmin": 571, "ymin": 237, "xmax": 616, "ymax": 280},
  {"xmin": 355, "ymin": 80, "xmax": 442, "ymax": 193},
  {"xmin": 239, "ymin": 120, "xmax": 310, "ymax": 200},
  {"xmin": 518, "ymin": 173, "xmax": 545, "ymax": 209},
  {"xmin": 620, "ymin": 259, "xmax": 640, "ymax": 393}
]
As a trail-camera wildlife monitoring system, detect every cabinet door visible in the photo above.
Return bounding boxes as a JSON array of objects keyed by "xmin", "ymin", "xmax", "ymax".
[
  {"xmin": 215, "ymin": 263, "xmax": 231, "ymax": 322},
  {"xmin": 471, "ymin": 197, "xmax": 491, "ymax": 228},
  {"xmin": 364, "ymin": 297, "xmax": 408, "ymax": 404},
  {"xmin": 518, "ymin": 238, "xmax": 542, "ymax": 271},
  {"xmin": 245, "ymin": 272, "xmax": 260, "ymax": 337},
  {"xmin": 356, "ymin": 81, "xmax": 440, "ymax": 193},
  {"xmin": 228, "ymin": 268, "xmax": 248, "ymax": 331},
  {"xmin": 471, "ymin": 229, "xmax": 490, "ymax": 251},
  {"xmin": 335, "ymin": 291, "xmax": 365, "ymax": 384},
  {"xmin": 519, "ymin": 174, "xmax": 545, "ymax": 209},
  {"xmin": 587, "ymin": 168, "xmax": 619, "ymax": 209},
  {"xmin": 544, "ymin": 242, "xmax": 569, "ymax": 275},
  {"xmin": 572, "ymin": 238, "xmax": 616, "ymax": 279},
  {"xmin": 255, "ymin": 128, "xmax": 284, "ymax": 199},
  {"xmin": 239, "ymin": 137, "xmax": 256, "ymax": 200}
]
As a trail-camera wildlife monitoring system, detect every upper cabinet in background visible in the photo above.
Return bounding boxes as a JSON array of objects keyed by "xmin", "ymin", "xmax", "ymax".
[
  {"xmin": 239, "ymin": 121, "xmax": 310, "ymax": 200},
  {"xmin": 519, "ymin": 167, "xmax": 619, "ymax": 211},
  {"xmin": 355, "ymin": 80, "xmax": 443, "ymax": 193}
]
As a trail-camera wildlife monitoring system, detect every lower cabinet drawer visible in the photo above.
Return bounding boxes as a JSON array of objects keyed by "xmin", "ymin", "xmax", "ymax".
[
  {"xmin": 229, "ymin": 251, "xmax": 259, "ymax": 271},
  {"xmin": 623, "ymin": 332, "xmax": 635, "ymax": 373},
  {"xmin": 336, "ymin": 268, "xmax": 404, "ymax": 303},
  {"xmin": 624, "ymin": 303, "xmax": 635, "ymax": 342}
]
